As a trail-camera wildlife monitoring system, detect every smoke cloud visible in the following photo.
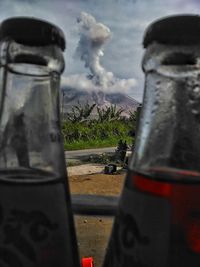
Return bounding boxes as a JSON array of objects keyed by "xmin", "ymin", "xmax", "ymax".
[
  {"xmin": 62, "ymin": 11, "xmax": 138, "ymax": 94},
  {"xmin": 75, "ymin": 11, "xmax": 113, "ymax": 87},
  {"xmin": 61, "ymin": 74, "xmax": 137, "ymax": 93}
]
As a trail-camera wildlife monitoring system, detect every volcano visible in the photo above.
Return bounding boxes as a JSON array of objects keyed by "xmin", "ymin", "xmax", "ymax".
[{"xmin": 61, "ymin": 87, "xmax": 140, "ymax": 117}]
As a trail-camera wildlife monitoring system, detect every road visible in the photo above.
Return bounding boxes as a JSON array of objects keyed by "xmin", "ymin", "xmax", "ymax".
[{"xmin": 65, "ymin": 147, "xmax": 116, "ymax": 161}]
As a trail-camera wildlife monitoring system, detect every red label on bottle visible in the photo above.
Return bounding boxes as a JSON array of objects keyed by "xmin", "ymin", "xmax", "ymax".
[{"xmin": 133, "ymin": 174, "xmax": 171, "ymax": 198}]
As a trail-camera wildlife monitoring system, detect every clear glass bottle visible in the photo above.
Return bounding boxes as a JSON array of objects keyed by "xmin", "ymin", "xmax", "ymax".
[
  {"xmin": 103, "ymin": 15, "xmax": 200, "ymax": 267},
  {"xmin": 0, "ymin": 17, "xmax": 80, "ymax": 267}
]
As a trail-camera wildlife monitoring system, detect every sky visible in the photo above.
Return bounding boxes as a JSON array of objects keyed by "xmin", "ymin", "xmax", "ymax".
[{"xmin": 0, "ymin": 0, "xmax": 200, "ymax": 102}]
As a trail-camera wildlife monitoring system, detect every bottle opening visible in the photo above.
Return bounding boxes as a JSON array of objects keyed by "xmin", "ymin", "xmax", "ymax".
[
  {"xmin": 162, "ymin": 53, "xmax": 196, "ymax": 65},
  {"xmin": 14, "ymin": 54, "xmax": 47, "ymax": 66},
  {"xmin": 7, "ymin": 63, "xmax": 50, "ymax": 76}
]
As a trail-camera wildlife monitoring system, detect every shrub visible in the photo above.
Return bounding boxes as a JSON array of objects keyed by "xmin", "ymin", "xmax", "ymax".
[{"xmin": 61, "ymin": 103, "xmax": 138, "ymax": 150}]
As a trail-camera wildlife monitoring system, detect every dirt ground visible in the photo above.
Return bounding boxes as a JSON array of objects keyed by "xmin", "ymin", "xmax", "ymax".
[{"xmin": 68, "ymin": 170, "xmax": 126, "ymax": 267}]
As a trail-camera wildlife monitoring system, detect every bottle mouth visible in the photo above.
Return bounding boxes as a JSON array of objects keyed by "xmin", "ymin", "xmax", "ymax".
[
  {"xmin": 14, "ymin": 54, "xmax": 48, "ymax": 66},
  {"xmin": 6, "ymin": 41, "xmax": 65, "ymax": 75},
  {"xmin": 7, "ymin": 53, "xmax": 51, "ymax": 76},
  {"xmin": 7, "ymin": 63, "xmax": 52, "ymax": 77},
  {"xmin": 142, "ymin": 43, "xmax": 200, "ymax": 74},
  {"xmin": 161, "ymin": 52, "xmax": 196, "ymax": 66}
]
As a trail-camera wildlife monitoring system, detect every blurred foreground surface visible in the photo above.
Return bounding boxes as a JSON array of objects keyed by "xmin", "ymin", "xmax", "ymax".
[{"xmin": 69, "ymin": 172, "xmax": 125, "ymax": 267}]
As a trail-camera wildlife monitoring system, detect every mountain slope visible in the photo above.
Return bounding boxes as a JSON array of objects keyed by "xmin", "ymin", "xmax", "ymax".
[{"xmin": 61, "ymin": 87, "xmax": 140, "ymax": 116}]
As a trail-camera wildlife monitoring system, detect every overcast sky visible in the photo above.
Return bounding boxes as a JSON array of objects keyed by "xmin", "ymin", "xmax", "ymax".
[{"xmin": 0, "ymin": 0, "xmax": 200, "ymax": 102}]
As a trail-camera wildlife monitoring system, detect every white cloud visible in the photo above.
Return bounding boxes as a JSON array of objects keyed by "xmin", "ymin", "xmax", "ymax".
[{"xmin": 61, "ymin": 74, "xmax": 138, "ymax": 94}]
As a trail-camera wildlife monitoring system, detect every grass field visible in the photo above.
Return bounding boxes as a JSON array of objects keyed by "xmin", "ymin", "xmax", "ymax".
[{"xmin": 62, "ymin": 120, "xmax": 134, "ymax": 150}]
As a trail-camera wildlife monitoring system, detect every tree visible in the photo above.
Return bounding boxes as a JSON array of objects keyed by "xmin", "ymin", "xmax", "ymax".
[
  {"xmin": 65, "ymin": 101, "xmax": 96, "ymax": 122},
  {"xmin": 97, "ymin": 105, "xmax": 124, "ymax": 122}
]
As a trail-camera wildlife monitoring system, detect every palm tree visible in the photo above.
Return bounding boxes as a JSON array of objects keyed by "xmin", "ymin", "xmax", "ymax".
[{"xmin": 65, "ymin": 102, "xmax": 96, "ymax": 122}]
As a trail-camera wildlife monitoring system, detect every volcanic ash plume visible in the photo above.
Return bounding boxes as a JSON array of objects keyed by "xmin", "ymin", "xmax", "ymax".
[
  {"xmin": 76, "ymin": 12, "xmax": 114, "ymax": 87},
  {"xmin": 63, "ymin": 12, "xmax": 138, "ymax": 97}
]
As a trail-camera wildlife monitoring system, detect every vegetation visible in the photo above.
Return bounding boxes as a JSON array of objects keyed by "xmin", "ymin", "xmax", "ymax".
[
  {"xmin": 65, "ymin": 101, "xmax": 96, "ymax": 123},
  {"xmin": 97, "ymin": 105, "xmax": 124, "ymax": 122},
  {"xmin": 61, "ymin": 103, "xmax": 137, "ymax": 150}
]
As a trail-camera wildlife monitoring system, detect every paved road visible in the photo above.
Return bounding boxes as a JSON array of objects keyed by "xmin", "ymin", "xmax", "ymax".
[{"xmin": 65, "ymin": 147, "xmax": 116, "ymax": 161}]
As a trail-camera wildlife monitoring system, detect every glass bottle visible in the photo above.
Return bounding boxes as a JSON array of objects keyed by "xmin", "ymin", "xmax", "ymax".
[
  {"xmin": 0, "ymin": 17, "xmax": 80, "ymax": 267},
  {"xmin": 103, "ymin": 14, "xmax": 200, "ymax": 267}
]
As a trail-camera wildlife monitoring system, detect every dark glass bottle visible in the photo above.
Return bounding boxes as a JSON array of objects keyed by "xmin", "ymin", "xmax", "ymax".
[
  {"xmin": 0, "ymin": 17, "xmax": 80, "ymax": 267},
  {"xmin": 103, "ymin": 15, "xmax": 200, "ymax": 267}
]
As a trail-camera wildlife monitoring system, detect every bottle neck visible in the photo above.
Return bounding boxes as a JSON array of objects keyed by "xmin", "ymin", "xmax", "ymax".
[
  {"xmin": 0, "ymin": 40, "xmax": 66, "ymax": 179},
  {"xmin": 130, "ymin": 43, "xmax": 200, "ymax": 176}
]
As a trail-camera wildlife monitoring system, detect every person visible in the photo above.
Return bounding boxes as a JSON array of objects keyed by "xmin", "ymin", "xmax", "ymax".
[{"xmin": 120, "ymin": 140, "xmax": 128, "ymax": 162}]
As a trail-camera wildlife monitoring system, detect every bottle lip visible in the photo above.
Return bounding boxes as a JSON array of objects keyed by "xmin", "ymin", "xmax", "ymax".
[
  {"xmin": 0, "ymin": 16, "xmax": 66, "ymax": 51},
  {"xmin": 143, "ymin": 14, "xmax": 200, "ymax": 48}
]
